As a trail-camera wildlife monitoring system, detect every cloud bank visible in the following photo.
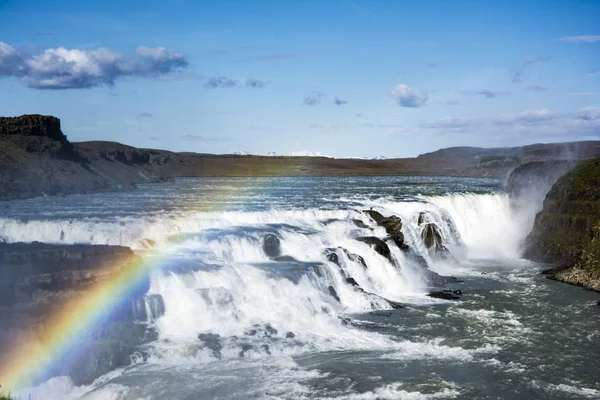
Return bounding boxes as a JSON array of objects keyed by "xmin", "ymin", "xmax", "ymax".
[{"xmin": 0, "ymin": 41, "xmax": 188, "ymax": 89}]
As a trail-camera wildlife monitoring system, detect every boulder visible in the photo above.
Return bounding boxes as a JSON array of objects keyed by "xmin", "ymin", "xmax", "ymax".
[
  {"xmin": 356, "ymin": 236, "xmax": 392, "ymax": 261},
  {"xmin": 364, "ymin": 210, "xmax": 407, "ymax": 250},
  {"xmin": 421, "ymin": 223, "xmax": 448, "ymax": 254},
  {"xmin": 262, "ymin": 234, "xmax": 281, "ymax": 258},
  {"xmin": 198, "ymin": 333, "xmax": 223, "ymax": 358},
  {"xmin": 352, "ymin": 219, "xmax": 370, "ymax": 229},
  {"xmin": 427, "ymin": 290, "xmax": 461, "ymax": 300}
]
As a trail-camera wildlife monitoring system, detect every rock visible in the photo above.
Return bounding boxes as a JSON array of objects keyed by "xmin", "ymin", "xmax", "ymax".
[
  {"xmin": 352, "ymin": 219, "xmax": 369, "ymax": 229},
  {"xmin": 524, "ymin": 157, "xmax": 600, "ymax": 292},
  {"xmin": 328, "ymin": 285, "xmax": 341, "ymax": 302},
  {"xmin": 341, "ymin": 248, "xmax": 368, "ymax": 269},
  {"xmin": 261, "ymin": 344, "xmax": 271, "ymax": 355},
  {"xmin": 364, "ymin": 209, "xmax": 386, "ymax": 223},
  {"xmin": 198, "ymin": 333, "xmax": 222, "ymax": 358},
  {"xmin": 285, "ymin": 331, "xmax": 295, "ymax": 338},
  {"xmin": 364, "ymin": 210, "xmax": 406, "ymax": 249},
  {"xmin": 239, "ymin": 343, "xmax": 253, "ymax": 357},
  {"xmin": 245, "ymin": 329, "xmax": 257, "ymax": 336},
  {"xmin": 272, "ymin": 255, "xmax": 296, "ymax": 262},
  {"xmin": 324, "ymin": 249, "xmax": 339, "ymax": 265},
  {"xmin": 327, "ymin": 247, "xmax": 368, "ymax": 269},
  {"xmin": 417, "ymin": 212, "xmax": 425, "ymax": 225},
  {"xmin": 421, "ymin": 223, "xmax": 447, "ymax": 254},
  {"xmin": 145, "ymin": 294, "xmax": 166, "ymax": 320},
  {"xmin": 262, "ymin": 234, "xmax": 281, "ymax": 258},
  {"xmin": 346, "ymin": 277, "xmax": 359, "ymax": 287},
  {"xmin": 427, "ymin": 290, "xmax": 460, "ymax": 300},
  {"xmin": 356, "ymin": 236, "xmax": 392, "ymax": 261},
  {"xmin": 264, "ymin": 324, "xmax": 278, "ymax": 337},
  {"xmin": 386, "ymin": 299, "xmax": 404, "ymax": 309}
]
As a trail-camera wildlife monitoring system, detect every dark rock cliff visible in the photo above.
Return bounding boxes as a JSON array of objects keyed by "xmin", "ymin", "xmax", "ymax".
[
  {"xmin": 523, "ymin": 157, "xmax": 600, "ymax": 291},
  {"xmin": 0, "ymin": 115, "xmax": 172, "ymax": 200},
  {"xmin": 0, "ymin": 242, "xmax": 160, "ymax": 385}
]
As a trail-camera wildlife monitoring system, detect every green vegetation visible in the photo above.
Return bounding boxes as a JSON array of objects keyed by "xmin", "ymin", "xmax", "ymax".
[
  {"xmin": 547, "ymin": 157, "xmax": 600, "ymax": 202},
  {"xmin": 526, "ymin": 157, "xmax": 600, "ymax": 291},
  {"xmin": 576, "ymin": 221, "xmax": 600, "ymax": 277},
  {"xmin": 0, "ymin": 390, "xmax": 16, "ymax": 400}
]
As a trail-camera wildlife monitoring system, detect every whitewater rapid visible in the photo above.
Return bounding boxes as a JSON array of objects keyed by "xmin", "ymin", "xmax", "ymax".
[{"xmin": 4, "ymin": 179, "xmax": 560, "ymax": 400}]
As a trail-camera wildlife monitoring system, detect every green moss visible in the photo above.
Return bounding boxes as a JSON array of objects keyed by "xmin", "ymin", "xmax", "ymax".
[
  {"xmin": 524, "ymin": 157, "xmax": 600, "ymax": 266},
  {"xmin": 547, "ymin": 158, "xmax": 600, "ymax": 202},
  {"xmin": 575, "ymin": 221, "xmax": 600, "ymax": 277}
]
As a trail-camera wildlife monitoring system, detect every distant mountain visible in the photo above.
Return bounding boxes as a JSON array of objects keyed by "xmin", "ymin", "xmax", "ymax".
[
  {"xmin": 233, "ymin": 150, "xmax": 248, "ymax": 155},
  {"xmin": 371, "ymin": 155, "xmax": 387, "ymax": 160},
  {"xmin": 267, "ymin": 152, "xmax": 282, "ymax": 156}
]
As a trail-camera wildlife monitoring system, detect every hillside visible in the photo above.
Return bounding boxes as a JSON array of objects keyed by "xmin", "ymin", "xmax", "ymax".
[
  {"xmin": 524, "ymin": 157, "xmax": 600, "ymax": 291},
  {"xmin": 1, "ymin": 114, "xmax": 600, "ymax": 201}
]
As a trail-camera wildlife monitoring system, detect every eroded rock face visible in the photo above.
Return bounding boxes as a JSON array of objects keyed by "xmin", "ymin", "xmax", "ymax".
[
  {"xmin": 0, "ymin": 115, "xmax": 65, "ymax": 141},
  {"xmin": 524, "ymin": 157, "xmax": 600, "ymax": 292},
  {"xmin": 0, "ymin": 114, "xmax": 77, "ymax": 159},
  {"xmin": 0, "ymin": 242, "xmax": 157, "ymax": 385},
  {"xmin": 356, "ymin": 236, "xmax": 392, "ymax": 261},
  {"xmin": 364, "ymin": 210, "xmax": 408, "ymax": 250},
  {"xmin": 524, "ymin": 158, "xmax": 600, "ymax": 266}
]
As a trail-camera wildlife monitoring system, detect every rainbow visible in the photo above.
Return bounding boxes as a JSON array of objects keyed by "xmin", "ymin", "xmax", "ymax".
[
  {"xmin": 0, "ymin": 249, "xmax": 152, "ymax": 391},
  {"xmin": 0, "ymin": 171, "xmax": 325, "ymax": 392}
]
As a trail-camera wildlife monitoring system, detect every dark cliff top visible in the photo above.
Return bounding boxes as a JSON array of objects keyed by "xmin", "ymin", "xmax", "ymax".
[
  {"xmin": 0, "ymin": 114, "xmax": 67, "ymax": 143},
  {"xmin": 546, "ymin": 157, "xmax": 600, "ymax": 202}
]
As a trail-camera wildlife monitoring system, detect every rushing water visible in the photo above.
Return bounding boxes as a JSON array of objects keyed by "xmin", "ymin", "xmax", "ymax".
[{"xmin": 1, "ymin": 176, "xmax": 599, "ymax": 400}]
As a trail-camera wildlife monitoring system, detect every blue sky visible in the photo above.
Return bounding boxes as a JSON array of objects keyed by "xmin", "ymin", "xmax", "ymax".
[{"xmin": 0, "ymin": 0, "xmax": 599, "ymax": 157}]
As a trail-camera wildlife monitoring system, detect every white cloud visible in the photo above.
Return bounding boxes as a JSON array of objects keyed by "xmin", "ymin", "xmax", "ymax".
[
  {"xmin": 420, "ymin": 117, "xmax": 476, "ymax": 132},
  {"xmin": 556, "ymin": 35, "xmax": 600, "ymax": 43},
  {"xmin": 0, "ymin": 41, "xmax": 188, "ymax": 89},
  {"xmin": 494, "ymin": 109, "xmax": 556, "ymax": 126},
  {"xmin": 390, "ymin": 84, "xmax": 428, "ymax": 107}
]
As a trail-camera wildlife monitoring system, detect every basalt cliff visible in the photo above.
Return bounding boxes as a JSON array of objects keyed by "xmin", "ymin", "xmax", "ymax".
[{"xmin": 524, "ymin": 157, "xmax": 600, "ymax": 291}]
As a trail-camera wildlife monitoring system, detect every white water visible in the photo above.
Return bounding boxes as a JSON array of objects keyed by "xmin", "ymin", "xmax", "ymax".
[{"xmin": 7, "ymin": 190, "xmax": 544, "ymax": 399}]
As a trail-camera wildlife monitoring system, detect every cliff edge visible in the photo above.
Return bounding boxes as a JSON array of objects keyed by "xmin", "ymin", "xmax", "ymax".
[{"xmin": 524, "ymin": 157, "xmax": 600, "ymax": 291}]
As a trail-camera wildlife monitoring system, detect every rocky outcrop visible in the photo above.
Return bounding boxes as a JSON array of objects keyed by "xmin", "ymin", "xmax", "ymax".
[
  {"xmin": 356, "ymin": 236, "xmax": 392, "ymax": 261},
  {"xmin": 421, "ymin": 223, "xmax": 445, "ymax": 253},
  {"xmin": 364, "ymin": 210, "xmax": 408, "ymax": 250},
  {"xmin": 0, "ymin": 242, "xmax": 158, "ymax": 385},
  {"xmin": 524, "ymin": 157, "xmax": 600, "ymax": 291},
  {"xmin": 0, "ymin": 115, "xmax": 76, "ymax": 159}
]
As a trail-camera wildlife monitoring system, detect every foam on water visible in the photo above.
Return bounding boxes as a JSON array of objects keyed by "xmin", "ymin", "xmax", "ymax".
[{"xmin": 4, "ymin": 177, "xmax": 569, "ymax": 399}]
